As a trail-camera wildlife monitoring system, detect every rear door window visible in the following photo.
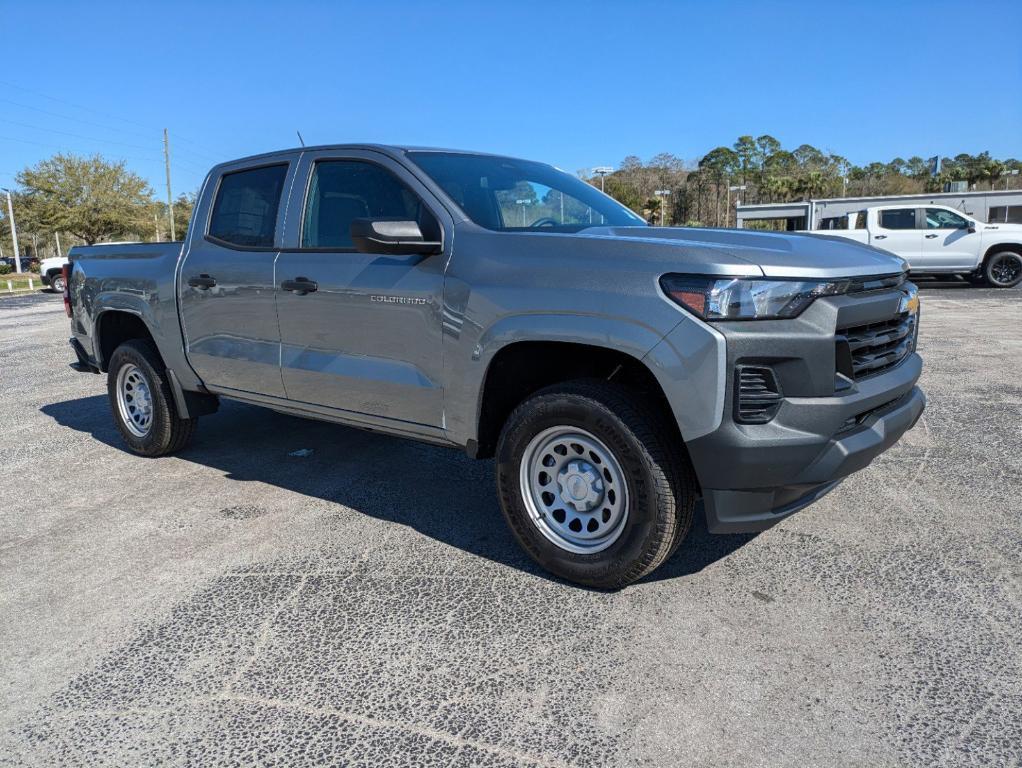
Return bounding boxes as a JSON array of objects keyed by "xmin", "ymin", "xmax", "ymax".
[
  {"xmin": 208, "ymin": 164, "xmax": 288, "ymax": 248},
  {"xmin": 878, "ymin": 208, "xmax": 917, "ymax": 230}
]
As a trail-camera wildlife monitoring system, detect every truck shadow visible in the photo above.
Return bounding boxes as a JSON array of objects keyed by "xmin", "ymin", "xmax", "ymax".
[{"xmin": 40, "ymin": 395, "xmax": 754, "ymax": 588}]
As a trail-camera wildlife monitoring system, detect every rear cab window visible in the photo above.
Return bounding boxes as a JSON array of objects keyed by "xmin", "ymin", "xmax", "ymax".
[
  {"xmin": 208, "ymin": 164, "xmax": 289, "ymax": 248},
  {"xmin": 878, "ymin": 208, "xmax": 917, "ymax": 230}
]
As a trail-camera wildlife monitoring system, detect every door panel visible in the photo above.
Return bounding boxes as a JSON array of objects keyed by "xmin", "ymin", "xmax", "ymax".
[
  {"xmin": 920, "ymin": 207, "xmax": 981, "ymax": 269},
  {"xmin": 872, "ymin": 208, "xmax": 923, "ymax": 267},
  {"xmin": 274, "ymin": 151, "xmax": 449, "ymax": 427},
  {"xmin": 178, "ymin": 160, "xmax": 294, "ymax": 397},
  {"xmin": 276, "ymin": 251, "xmax": 445, "ymax": 424},
  {"xmin": 179, "ymin": 245, "xmax": 284, "ymax": 396}
]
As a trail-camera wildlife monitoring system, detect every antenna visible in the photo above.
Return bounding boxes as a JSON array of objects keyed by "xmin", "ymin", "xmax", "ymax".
[{"xmin": 296, "ymin": 130, "xmax": 306, "ymax": 147}]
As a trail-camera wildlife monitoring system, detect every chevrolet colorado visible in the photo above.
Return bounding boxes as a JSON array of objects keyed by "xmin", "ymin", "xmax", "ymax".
[{"xmin": 66, "ymin": 145, "xmax": 925, "ymax": 587}]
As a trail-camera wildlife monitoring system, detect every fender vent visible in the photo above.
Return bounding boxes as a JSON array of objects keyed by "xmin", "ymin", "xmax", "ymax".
[{"xmin": 734, "ymin": 366, "xmax": 783, "ymax": 424}]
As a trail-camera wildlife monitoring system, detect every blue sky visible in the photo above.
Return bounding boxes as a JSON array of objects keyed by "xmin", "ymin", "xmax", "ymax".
[{"xmin": 2, "ymin": 0, "xmax": 1020, "ymax": 197}]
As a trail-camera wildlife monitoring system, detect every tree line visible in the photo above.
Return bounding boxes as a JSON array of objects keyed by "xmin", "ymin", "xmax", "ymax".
[
  {"xmin": 581, "ymin": 136, "xmax": 1021, "ymax": 227},
  {"xmin": 0, "ymin": 154, "xmax": 194, "ymax": 263},
  {"xmin": 2, "ymin": 140, "xmax": 1020, "ymax": 265}
]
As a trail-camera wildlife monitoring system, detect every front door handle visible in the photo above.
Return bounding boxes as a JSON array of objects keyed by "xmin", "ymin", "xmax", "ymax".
[
  {"xmin": 874, "ymin": 235, "xmax": 887, "ymax": 240},
  {"xmin": 281, "ymin": 277, "xmax": 318, "ymax": 295},
  {"xmin": 925, "ymin": 233, "xmax": 939, "ymax": 239},
  {"xmin": 188, "ymin": 274, "xmax": 216, "ymax": 289}
]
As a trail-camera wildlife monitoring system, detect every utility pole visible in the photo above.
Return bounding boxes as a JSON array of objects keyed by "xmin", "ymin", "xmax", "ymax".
[
  {"xmin": 163, "ymin": 128, "xmax": 176, "ymax": 240},
  {"xmin": 2, "ymin": 188, "xmax": 21, "ymax": 273}
]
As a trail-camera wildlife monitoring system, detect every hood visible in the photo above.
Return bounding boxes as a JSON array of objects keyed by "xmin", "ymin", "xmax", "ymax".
[{"xmin": 574, "ymin": 226, "xmax": 906, "ymax": 279}]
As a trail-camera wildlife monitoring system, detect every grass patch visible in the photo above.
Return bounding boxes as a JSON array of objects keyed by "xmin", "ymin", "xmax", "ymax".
[{"xmin": 0, "ymin": 273, "xmax": 45, "ymax": 293}]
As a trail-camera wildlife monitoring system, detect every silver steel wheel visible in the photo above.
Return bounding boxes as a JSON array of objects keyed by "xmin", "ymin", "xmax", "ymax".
[
  {"xmin": 115, "ymin": 363, "xmax": 154, "ymax": 438},
  {"xmin": 51, "ymin": 275, "xmax": 65, "ymax": 293},
  {"xmin": 519, "ymin": 426, "xmax": 629, "ymax": 554}
]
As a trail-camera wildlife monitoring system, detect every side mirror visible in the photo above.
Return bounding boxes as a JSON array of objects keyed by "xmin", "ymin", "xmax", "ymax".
[
  {"xmin": 350, "ymin": 218, "xmax": 441, "ymax": 256},
  {"xmin": 967, "ymin": 221, "xmax": 977, "ymax": 234}
]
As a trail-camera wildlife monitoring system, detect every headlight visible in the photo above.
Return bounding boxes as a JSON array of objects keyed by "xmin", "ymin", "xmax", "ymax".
[{"xmin": 660, "ymin": 274, "xmax": 851, "ymax": 320}]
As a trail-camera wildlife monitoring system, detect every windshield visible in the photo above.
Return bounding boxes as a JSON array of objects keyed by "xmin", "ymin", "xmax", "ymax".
[{"xmin": 406, "ymin": 151, "xmax": 646, "ymax": 232}]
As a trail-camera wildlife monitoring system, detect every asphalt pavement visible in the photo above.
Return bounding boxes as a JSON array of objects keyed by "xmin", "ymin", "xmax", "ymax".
[{"xmin": 1, "ymin": 287, "xmax": 1020, "ymax": 767}]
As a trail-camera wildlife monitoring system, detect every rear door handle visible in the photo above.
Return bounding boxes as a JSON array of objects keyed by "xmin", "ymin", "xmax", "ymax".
[
  {"xmin": 188, "ymin": 274, "xmax": 216, "ymax": 289},
  {"xmin": 281, "ymin": 277, "xmax": 318, "ymax": 295},
  {"xmin": 925, "ymin": 233, "xmax": 939, "ymax": 239}
]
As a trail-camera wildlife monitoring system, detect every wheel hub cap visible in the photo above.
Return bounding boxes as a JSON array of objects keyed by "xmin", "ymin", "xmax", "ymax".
[
  {"xmin": 519, "ymin": 426, "xmax": 629, "ymax": 554},
  {"xmin": 116, "ymin": 364, "xmax": 154, "ymax": 438},
  {"xmin": 558, "ymin": 460, "xmax": 604, "ymax": 512}
]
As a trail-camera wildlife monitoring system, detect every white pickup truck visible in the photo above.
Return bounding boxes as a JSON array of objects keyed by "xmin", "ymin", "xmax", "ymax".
[
  {"xmin": 815, "ymin": 204, "xmax": 1022, "ymax": 288},
  {"xmin": 38, "ymin": 255, "xmax": 69, "ymax": 292}
]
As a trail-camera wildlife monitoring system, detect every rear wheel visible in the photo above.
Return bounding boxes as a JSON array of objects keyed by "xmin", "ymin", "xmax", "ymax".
[
  {"xmin": 496, "ymin": 380, "xmax": 695, "ymax": 589},
  {"xmin": 107, "ymin": 339, "xmax": 196, "ymax": 456},
  {"xmin": 984, "ymin": 251, "xmax": 1022, "ymax": 288}
]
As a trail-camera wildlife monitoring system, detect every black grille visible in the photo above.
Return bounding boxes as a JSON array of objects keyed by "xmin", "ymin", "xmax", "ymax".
[
  {"xmin": 845, "ymin": 273, "xmax": 906, "ymax": 294},
  {"xmin": 837, "ymin": 312, "xmax": 916, "ymax": 380},
  {"xmin": 734, "ymin": 366, "xmax": 783, "ymax": 424}
]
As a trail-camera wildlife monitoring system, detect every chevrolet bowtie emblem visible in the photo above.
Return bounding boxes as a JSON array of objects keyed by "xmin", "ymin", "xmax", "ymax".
[{"xmin": 899, "ymin": 285, "xmax": 920, "ymax": 315}]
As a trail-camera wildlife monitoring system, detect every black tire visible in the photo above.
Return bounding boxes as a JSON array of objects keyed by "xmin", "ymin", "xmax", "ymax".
[
  {"xmin": 984, "ymin": 251, "xmax": 1022, "ymax": 288},
  {"xmin": 107, "ymin": 339, "xmax": 196, "ymax": 456},
  {"xmin": 496, "ymin": 380, "xmax": 696, "ymax": 589},
  {"xmin": 50, "ymin": 274, "xmax": 65, "ymax": 293}
]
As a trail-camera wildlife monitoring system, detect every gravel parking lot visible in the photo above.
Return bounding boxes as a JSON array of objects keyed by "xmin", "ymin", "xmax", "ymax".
[{"xmin": 1, "ymin": 286, "xmax": 1020, "ymax": 767}]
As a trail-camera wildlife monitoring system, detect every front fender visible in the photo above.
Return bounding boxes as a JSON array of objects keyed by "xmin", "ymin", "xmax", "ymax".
[{"xmin": 445, "ymin": 311, "xmax": 687, "ymax": 447}]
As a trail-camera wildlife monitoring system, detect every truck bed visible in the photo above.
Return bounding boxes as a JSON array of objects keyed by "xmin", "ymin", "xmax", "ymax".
[{"xmin": 68, "ymin": 241, "xmax": 198, "ymax": 390}]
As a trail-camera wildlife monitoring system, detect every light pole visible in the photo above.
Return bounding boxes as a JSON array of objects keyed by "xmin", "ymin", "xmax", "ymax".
[
  {"xmin": 515, "ymin": 198, "xmax": 532, "ymax": 227},
  {"xmin": 726, "ymin": 185, "xmax": 747, "ymax": 228},
  {"xmin": 592, "ymin": 166, "xmax": 613, "ymax": 193},
  {"xmin": 654, "ymin": 189, "xmax": 671, "ymax": 226},
  {"xmin": 2, "ymin": 188, "xmax": 21, "ymax": 273}
]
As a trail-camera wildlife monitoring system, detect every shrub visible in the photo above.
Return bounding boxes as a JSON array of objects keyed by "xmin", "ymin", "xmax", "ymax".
[{"xmin": 0, "ymin": 265, "xmax": 12, "ymax": 275}]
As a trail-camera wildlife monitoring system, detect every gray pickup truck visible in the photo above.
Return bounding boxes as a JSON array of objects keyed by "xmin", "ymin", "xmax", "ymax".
[{"xmin": 66, "ymin": 145, "xmax": 925, "ymax": 587}]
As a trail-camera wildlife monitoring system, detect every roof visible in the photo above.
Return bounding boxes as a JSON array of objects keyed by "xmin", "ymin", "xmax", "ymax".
[
  {"xmin": 208, "ymin": 143, "xmax": 530, "ymax": 171},
  {"xmin": 739, "ymin": 188, "xmax": 1022, "ymax": 211}
]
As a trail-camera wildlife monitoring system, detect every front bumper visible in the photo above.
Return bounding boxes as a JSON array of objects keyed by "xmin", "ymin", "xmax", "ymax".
[
  {"xmin": 678, "ymin": 286, "xmax": 925, "ymax": 533},
  {"xmin": 696, "ymin": 379, "xmax": 924, "ymax": 532}
]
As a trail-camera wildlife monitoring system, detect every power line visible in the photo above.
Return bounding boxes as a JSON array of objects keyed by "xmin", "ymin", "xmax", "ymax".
[
  {"xmin": 0, "ymin": 117, "xmax": 164, "ymax": 155},
  {"xmin": 0, "ymin": 97, "xmax": 222, "ymax": 163},
  {"xmin": 0, "ymin": 133, "xmax": 167, "ymax": 165},
  {"xmin": 0, "ymin": 79, "xmax": 227, "ymax": 160},
  {"xmin": 0, "ymin": 98, "xmax": 158, "ymax": 142}
]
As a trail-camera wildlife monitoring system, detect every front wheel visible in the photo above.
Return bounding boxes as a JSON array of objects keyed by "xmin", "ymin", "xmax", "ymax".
[
  {"xmin": 50, "ymin": 274, "xmax": 65, "ymax": 293},
  {"xmin": 496, "ymin": 380, "xmax": 695, "ymax": 589},
  {"xmin": 107, "ymin": 339, "xmax": 196, "ymax": 456},
  {"xmin": 984, "ymin": 251, "xmax": 1022, "ymax": 288}
]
